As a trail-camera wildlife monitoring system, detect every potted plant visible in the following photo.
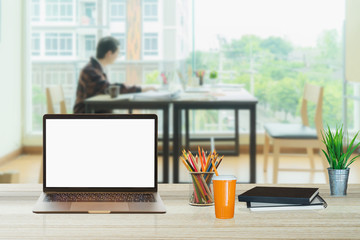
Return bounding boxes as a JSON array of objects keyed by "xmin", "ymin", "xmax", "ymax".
[
  {"xmin": 209, "ymin": 70, "xmax": 218, "ymax": 86},
  {"xmin": 321, "ymin": 125, "xmax": 360, "ymax": 196},
  {"xmin": 209, "ymin": 70, "xmax": 218, "ymax": 80}
]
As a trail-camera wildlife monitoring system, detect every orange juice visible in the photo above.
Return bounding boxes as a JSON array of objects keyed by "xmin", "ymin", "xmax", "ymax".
[{"xmin": 212, "ymin": 175, "xmax": 237, "ymax": 219}]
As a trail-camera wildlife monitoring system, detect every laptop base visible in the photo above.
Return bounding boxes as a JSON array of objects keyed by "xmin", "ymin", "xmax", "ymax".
[{"xmin": 33, "ymin": 192, "xmax": 166, "ymax": 214}]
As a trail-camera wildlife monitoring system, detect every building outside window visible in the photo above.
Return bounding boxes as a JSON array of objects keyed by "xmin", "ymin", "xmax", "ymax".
[
  {"xmin": 82, "ymin": 2, "xmax": 96, "ymax": 25},
  {"xmin": 143, "ymin": 0, "xmax": 158, "ymax": 21},
  {"xmin": 45, "ymin": 33, "xmax": 72, "ymax": 56},
  {"xmin": 31, "ymin": 33, "xmax": 41, "ymax": 56},
  {"xmin": 45, "ymin": 0, "xmax": 74, "ymax": 22},
  {"xmin": 108, "ymin": 71, "xmax": 126, "ymax": 84},
  {"xmin": 110, "ymin": 0, "xmax": 126, "ymax": 22},
  {"xmin": 84, "ymin": 35, "xmax": 96, "ymax": 58},
  {"xmin": 32, "ymin": 0, "xmax": 40, "ymax": 22},
  {"xmin": 111, "ymin": 33, "xmax": 126, "ymax": 56},
  {"xmin": 143, "ymin": 33, "xmax": 158, "ymax": 56}
]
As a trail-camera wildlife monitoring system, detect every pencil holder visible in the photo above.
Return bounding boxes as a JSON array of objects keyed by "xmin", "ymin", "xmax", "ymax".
[{"xmin": 189, "ymin": 172, "xmax": 214, "ymax": 206}]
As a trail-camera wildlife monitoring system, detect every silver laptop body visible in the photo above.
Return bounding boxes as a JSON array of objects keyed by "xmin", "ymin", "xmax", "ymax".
[{"xmin": 33, "ymin": 114, "xmax": 166, "ymax": 214}]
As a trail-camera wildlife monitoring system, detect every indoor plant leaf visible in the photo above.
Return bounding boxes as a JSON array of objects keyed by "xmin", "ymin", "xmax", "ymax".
[{"xmin": 321, "ymin": 124, "xmax": 360, "ymax": 169}]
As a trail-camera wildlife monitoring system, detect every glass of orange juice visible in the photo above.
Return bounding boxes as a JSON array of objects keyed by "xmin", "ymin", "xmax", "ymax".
[{"xmin": 212, "ymin": 175, "xmax": 237, "ymax": 219}]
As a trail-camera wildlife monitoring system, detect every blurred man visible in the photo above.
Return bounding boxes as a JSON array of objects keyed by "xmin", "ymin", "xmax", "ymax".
[{"xmin": 74, "ymin": 36, "xmax": 152, "ymax": 113}]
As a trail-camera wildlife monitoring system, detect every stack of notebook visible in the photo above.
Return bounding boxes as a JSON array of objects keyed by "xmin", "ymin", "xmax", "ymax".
[{"xmin": 238, "ymin": 187, "xmax": 327, "ymax": 211}]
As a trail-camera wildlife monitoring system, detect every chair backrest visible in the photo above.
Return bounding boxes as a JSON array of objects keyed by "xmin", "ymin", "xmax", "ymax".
[
  {"xmin": 301, "ymin": 83, "xmax": 324, "ymax": 137},
  {"xmin": 46, "ymin": 86, "xmax": 67, "ymax": 114}
]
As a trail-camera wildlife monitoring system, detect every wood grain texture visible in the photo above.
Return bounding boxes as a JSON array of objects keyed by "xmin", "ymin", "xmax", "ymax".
[{"xmin": 0, "ymin": 184, "xmax": 359, "ymax": 239}]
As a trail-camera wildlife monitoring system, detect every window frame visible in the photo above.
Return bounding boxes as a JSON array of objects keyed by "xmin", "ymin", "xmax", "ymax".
[
  {"xmin": 110, "ymin": 0, "xmax": 126, "ymax": 22},
  {"xmin": 31, "ymin": 32, "xmax": 41, "ymax": 56},
  {"xmin": 45, "ymin": 0, "xmax": 74, "ymax": 22},
  {"xmin": 143, "ymin": 32, "xmax": 158, "ymax": 56},
  {"xmin": 31, "ymin": 0, "xmax": 40, "ymax": 22},
  {"xmin": 143, "ymin": 0, "xmax": 158, "ymax": 22},
  {"xmin": 111, "ymin": 33, "xmax": 126, "ymax": 57},
  {"xmin": 84, "ymin": 34, "xmax": 96, "ymax": 58},
  {"xmin": 44, "ymin": 32, "xmax": 73, "ymax": 56}
]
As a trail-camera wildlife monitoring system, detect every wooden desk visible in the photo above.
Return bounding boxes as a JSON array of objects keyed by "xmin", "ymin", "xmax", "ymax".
[{"xmin": 1, "ymin": 184, "xmax": 360, "ymax": 239}]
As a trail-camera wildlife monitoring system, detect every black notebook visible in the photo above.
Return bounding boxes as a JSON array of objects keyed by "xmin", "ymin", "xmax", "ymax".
[{"xmin": 238, "ymin": 186, "xmax": 319, "ymax": 205}]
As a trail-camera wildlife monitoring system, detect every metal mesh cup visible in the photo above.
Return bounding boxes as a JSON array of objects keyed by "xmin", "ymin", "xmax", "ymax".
[{"xmin": 189, "ymin": 172, "xmax": 215, "ymax": 206}]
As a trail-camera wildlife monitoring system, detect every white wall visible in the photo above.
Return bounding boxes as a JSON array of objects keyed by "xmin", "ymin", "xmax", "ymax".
[{"xmin": 0, "ymin": 0, "xmax": 23, "ymax": 157}]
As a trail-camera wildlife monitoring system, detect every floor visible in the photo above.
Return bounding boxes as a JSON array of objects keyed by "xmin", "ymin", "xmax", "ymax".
[{"xmin": 2, "ymin": 152, "xmax": 360, "ymax": 184}]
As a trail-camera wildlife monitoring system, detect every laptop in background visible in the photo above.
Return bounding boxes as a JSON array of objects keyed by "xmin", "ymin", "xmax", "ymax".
[{"xmin": 33, "ymin": 114, "xmax": 166, "ymax": 214}]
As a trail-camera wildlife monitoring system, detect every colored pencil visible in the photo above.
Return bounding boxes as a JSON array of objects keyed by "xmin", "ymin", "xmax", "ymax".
[
  {"xmin": 211, "ymin": 159, "xmax": 219, "ymax": 176},
  {"xmin": 198, "ymin": 146, "xmax": 203, "ymax": 171},
  {"xmin": 188, "ymin": 153, "xmax": 198, "ymax": 172},
  {"xmin": 181, "ymin": 147, "xmax": 224, "ymax": 204}
]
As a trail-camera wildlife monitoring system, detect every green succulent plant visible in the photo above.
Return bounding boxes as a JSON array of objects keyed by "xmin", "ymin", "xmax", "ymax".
[{"xmin": 321, "ymin": 125, "xmax": 360, "ymax": 169}]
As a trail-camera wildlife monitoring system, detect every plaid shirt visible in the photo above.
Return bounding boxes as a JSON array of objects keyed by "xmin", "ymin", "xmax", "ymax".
[{"xmin": 73, "ymin": 57, "xmax": 141, "ymax": 113}]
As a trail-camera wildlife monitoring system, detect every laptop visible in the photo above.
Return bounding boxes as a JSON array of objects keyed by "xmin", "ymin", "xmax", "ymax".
[{"xmin": 33, "ymin": 114, "xmax": 166, "ymax": 214}]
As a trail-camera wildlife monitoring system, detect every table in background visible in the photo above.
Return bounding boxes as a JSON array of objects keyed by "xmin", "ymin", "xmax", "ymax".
[
  {"xmin": 84, "ymin": 95, "xmax": 170, "ymax": 183},
  {"xmin": 173, "ymin": 89, "xmax": 258, "ymax": 183},
  {"xmin": 1, "ymin": 184, "xmax": 360, "ymax": 239}
]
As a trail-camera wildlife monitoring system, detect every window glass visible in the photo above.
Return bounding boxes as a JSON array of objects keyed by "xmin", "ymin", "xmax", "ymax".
[
  {"xmin": 190, "ymin": 0, "xmax": 345, "ymax": 133},
  {"xmin": 110, "ymin": 0, "xmax": 126, "ymax": 22},
  {"xmin": 84, "ymin": 35, "xmax": 96, "ymax": 58},
  {"xmin": 144, "ymin": 33, "xmax": 158, "ymax": 56},
  {"xmin": 31, "ymin": 33, "xmax": 41, "ymax": 56},
  {"xmin": 45, "ymin": 0, "xmax": 73, "ymax": 22},
  {"xmin": 32, "ymin": 0, "xmax": 40, "ymax": 21},
  {"xmin": 27, "ymin": 0, "xmax": 346, "ymax": 135},
  {"xmin": 111, "ymin": 33, "xmax": 126, "ymax": 56},
  {"xmin": 143, "ymin": 0, "xmax": 158, "ymax": 21}
]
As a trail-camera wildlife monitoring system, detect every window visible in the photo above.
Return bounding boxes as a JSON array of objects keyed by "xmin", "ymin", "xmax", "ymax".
[
  {"xmin": 31, "ymin": 0, "xmax": 40, "ymax": 21},
  {"xmin": 45, "ymin": 0, "xmax": 73, "ymax": 22},
  {"xmin": 110, "ymin": 0, "xmax": 126, "ymax": 22},
  {"xmin": 26, "ymin": 0, "xmax": 345, "ymax": 137},
  {"xmin": 108, "ymin": 71, "xmax": 126, "ymax": 84},
  {"xmin": 143, "ymin": 33, "xmax": 158, "ymax": 56},
  {"xmin": 84, "ymin": 35, "xmax": 96, "ymax": 58},
  {"xmin": 31, "ymin": 33, "xmax": 41, "ymax": 56},
  {"xmin": 144, "ymin": 70, "xmax": 160, "ymax": 84},
  {"xmin": 191, "ymin": 0, "xmax": 345, "ymax": 133},
  {"xmin": 45, "ymin": 33, "xmax": 72, "ymax": 56},
  {"xmin": 26, "ymin": 0, "xmax": 184, "ymax": 134},
  {"xmin": 111, "ymin": 33, "xmax": 126, "ymax": 56},
  {"xmin": 143, "ymin": 0, "xmax": 158, "ymax": 21},
  {"xmin": 82, "ymin": 2, "xmax": 96, "ymax": 25}
]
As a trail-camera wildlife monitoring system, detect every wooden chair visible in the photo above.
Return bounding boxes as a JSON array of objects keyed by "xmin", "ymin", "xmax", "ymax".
[
  {"xmin": 263, "ymin": 83, "xmax": 328, "ymax": 183},
  {"xmin": 42, "ymin": 86, "xmax": 67, "ymax": 183},
  {"xmin": 46, "ymin": 86, "xmax": 67, "ymax": 114}
]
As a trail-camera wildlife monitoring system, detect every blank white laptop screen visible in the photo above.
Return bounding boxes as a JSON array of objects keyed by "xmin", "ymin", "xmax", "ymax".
[{"xmin": 46, "ymin": 119, "xmax": 155, "ymax": 188}]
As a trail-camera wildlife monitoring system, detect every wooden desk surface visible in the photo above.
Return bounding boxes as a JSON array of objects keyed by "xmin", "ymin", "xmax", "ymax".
[
  {"xmin": 1, "ymin": 184, "xmax": 360, "ymax": 239},
  {"xmin": 84, "ymin": 88, "xmax": 258, "ymax": 103}
]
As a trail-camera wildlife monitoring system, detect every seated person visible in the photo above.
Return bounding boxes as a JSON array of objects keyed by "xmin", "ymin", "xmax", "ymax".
[{"xmin": 73, "ymin": 36, "xmax": 153, "ymax": 113}]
